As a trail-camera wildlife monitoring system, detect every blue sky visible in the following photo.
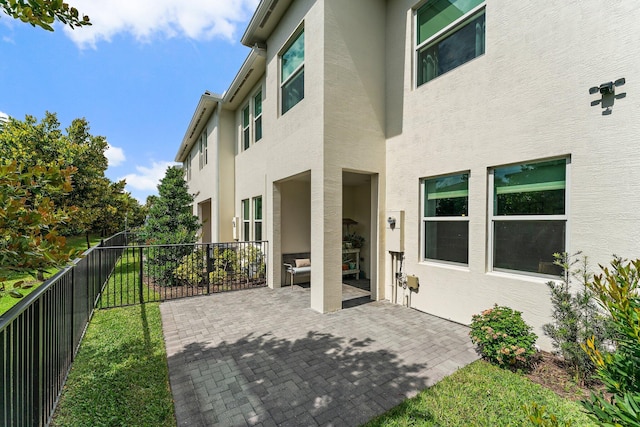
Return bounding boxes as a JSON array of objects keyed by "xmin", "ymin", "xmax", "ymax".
[{"xmin": 0, "ymin": 0, "xmax": 259, "ymax": 202}]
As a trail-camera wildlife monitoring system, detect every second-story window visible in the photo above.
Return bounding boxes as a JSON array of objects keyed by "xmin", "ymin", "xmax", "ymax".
[
  {"xmin": 240, "ymin": 88, "xmax": 263, "ymax": 151},
  {"xmin": 281, "ymin": 29, "xmax": 304, "ymax": 114},
  {"xmin": 254, "ymin": 91, "xmax": 262, "ymax": 142},
  {"xmin": 184, "ymin": 153, "xmax": 191, "ymax": 181},
  {"xmin": 242, "ymin": 106, "xmax": 250, "ymax": 150},
  {"xmin": 416, "ymin": 0, "xmax": 485, "ymax": 86},
  {"xmin": 198, "ymin": 129, "xmax": 207, "ymax": 169}
]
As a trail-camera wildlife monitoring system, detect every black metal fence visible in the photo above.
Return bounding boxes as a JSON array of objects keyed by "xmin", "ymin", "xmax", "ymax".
[
  {"xmin": 0, "ymin": 234, "xmax": 268, "ymax": 426},
  {"xmin": 97, "ymin": 241, "xmax": 269, "ymax": 308},
  {"xmin": 0, "ymin": 232, "xmax": 126, "ymax": 427}
]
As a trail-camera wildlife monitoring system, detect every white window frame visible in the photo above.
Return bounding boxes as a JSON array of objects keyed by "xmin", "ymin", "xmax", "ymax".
[
  {"xmin": 420, "ymin": 172, "xmax": 470, "ymax": 265},
  {"xmin": 414, "ymin": 1, "xmax": 486, "ymax": 88},
  {"xmin": 241, "ymin": 105, "xmax": 251, "ymax": 151},
  {"xmin": 184, "ymin": 152, "xmax": 191, "ymax": 181},
  {"xmin": 198, "ymin": 129, "xmax": 207, "ymax": 169},
  {"xmin": 280, "ymin": 27, "xmax": 305, "ymax": 115},
  {"xmin": 487, "ymin": 157, "xmax": 570, "ymax": 276},
  {"xmin": 253, "ymin": 196, "xmax": 263, "ymax": 241},
  {"xmin": 239, "ymin": 87, "xmax": 264, "ymax": 152},
  {"xmin": 253, "ymin": 90, "xmax": 263, "ymax": 142},
  {"xmin": 241, "ymin": 198, "xmax": 250, "ymax": 241}
]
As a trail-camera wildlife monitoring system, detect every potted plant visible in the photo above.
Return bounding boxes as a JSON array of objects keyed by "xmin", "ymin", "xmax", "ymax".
[{"xmin": 344, "ymin": 232, "xmax": 365, "ymax": 249}]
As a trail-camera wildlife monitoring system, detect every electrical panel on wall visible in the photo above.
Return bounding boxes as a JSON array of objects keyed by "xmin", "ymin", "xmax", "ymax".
[
  {"xmin": 386, "ymin": 210, "xmax": 404, "ymax": 252},
  {"xmin": 232, "ymin": 217, "xmax": 240, "ymax": 240}
]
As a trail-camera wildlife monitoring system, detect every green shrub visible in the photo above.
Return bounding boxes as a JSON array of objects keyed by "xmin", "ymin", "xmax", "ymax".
[
  {"xmin": 543, "ymin": 252, "xmax": 613, "ymax": 384},
  {"xmin": 209, "ymin": 268, "xmax": 227, "ymax": 285},
  {"xmin": 581, "ymin": 257, "xmax": 640, "ymax": 426},
  {"xmin": 212, "ymin": 247, "xmax": 239, "ymax": 274},
  {"xmin": 172, "ymin": 249, "xmax": 206, "ymax": 285},
  {"xmin": 470, "ymin": 304, "xmax": 538, "ymax": 369},
  {"xmin": 237, "ymin": 244, "xmax": 266, "ymax": 280}
]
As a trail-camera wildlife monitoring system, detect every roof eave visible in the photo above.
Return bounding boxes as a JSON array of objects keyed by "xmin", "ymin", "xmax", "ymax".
[
  {"xmin": 222, "ymin": 47, "xmax": 267, "ymax": 108},
  {"xmin": 175, "ymin": 93, "xmax": 223, "ymax": 162},
  {"xmin": 241, "ymin": 0, "xmax": 293, "ymax": 47}
]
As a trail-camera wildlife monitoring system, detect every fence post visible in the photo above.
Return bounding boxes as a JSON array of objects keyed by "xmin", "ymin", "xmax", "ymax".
[
  {"xmin": 70, "ymin": 267, "xmax": 75, "ymax": 363},
  {"xmin": 139, "ymin": 247, "xmax": 144, "ymax": 304},
  {"xmin": 206, "ymin": 244, "xmax": 211, "ymax": 295}
]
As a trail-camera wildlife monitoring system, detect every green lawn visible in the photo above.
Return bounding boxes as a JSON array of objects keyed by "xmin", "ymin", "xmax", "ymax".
[
  {"xmin": 51, "ymin": 303, "xmax": 176, "ymax": 427},
  {"xmin": 65, "ymin": 234, "xmax": 104, "ymax": 252},
  {"xmin": 364, "ymin": 360, "xmax": 595, "ymax": 427},
  {"xmin": 0, "ymin": 234, "xmax": 102, "ymax": 315}
]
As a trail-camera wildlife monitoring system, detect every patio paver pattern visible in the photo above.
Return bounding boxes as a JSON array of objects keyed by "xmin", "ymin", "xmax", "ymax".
[{"xmin": 160, "ymin": 285, "xmax": 479, "ymax": 427}]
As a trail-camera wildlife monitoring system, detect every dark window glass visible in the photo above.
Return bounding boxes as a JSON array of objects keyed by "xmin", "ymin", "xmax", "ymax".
[
  {"xmin": 417, "ymin": 13, "xmax": 485, "ymax": 86},
  {"xmin": 424, "ymin": 221, "xmax": 469, "ymax": 264},
  {"xmin": 254, "ymin": 223, "xmax": 262, "ymax": 241},
  {"xmin": 282, "ymin": 69, "xmax": 304, "ymax": 114},
  {"xmin": 493, "ymin": 220, "xmax": 565, "ymax": 275},
  {"xmin": 255, "ymin": 116, "xmax": 262, "ymax": 142}
]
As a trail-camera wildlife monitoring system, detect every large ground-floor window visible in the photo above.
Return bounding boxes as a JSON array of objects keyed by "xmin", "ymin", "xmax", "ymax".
[
  {"xmin": 489, "ymin": 158, "xmax": 569, "ymax": 275},
  {"xmin": 253, "ymin": 196, "xmax": 262, "ymax": 241},
  {"xmin": 422, "ymin": 172, "xmax": 469, "ymax": 264}
]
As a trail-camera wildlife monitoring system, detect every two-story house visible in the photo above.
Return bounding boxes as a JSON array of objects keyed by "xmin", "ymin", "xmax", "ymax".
[{"xmin": 175, "ymin": 0, "xmax": 640, "ymax": 349}]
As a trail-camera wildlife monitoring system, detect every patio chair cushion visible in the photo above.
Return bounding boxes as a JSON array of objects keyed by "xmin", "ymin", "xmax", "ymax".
[{"xmin": 295, "ymin": 258, "xmax": 311, "ymax": 268}]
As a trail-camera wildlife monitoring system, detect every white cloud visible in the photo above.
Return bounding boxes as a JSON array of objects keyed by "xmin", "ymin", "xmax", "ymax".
[
  {"xmin": 120, "ymin": 160, "xmax": 177, "ymax": 194},
  {"xmin": 63, "ymin": 0, "xmax": 260, "ymax": 48},
  {"xmin": 105, "ymin": 144, "xmax": 126, "ymax": 167}
]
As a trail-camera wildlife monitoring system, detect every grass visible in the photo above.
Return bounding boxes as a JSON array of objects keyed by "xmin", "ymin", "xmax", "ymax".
[
  {"xmin": 51, "ymin": 303, "xmax": 176, "ymax": 427},
  {"xmin": 364, "ymin": 360, "xmax": 596, "ymax": 427},
  {"xmin": 99, "ymin": 249, "xmax": 161, "ymax": 308},
  {"xmin": 0, "ymin": 234, "xmax": 102, "ymax": 315}
]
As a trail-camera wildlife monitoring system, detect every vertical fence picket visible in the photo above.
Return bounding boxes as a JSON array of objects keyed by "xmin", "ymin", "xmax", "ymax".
[{"xmin": 139, "ymin": 247, "xmax": 144, "ymax": 305}]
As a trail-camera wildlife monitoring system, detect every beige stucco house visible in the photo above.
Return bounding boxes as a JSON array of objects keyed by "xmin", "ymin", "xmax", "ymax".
[{"xmin": 176, "ymin": 0, "xmax": 640, "ymax": 349}]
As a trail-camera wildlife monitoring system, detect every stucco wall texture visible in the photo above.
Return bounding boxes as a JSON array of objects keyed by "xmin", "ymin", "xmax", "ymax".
[
  {"xmin": 385, "ymin": 0, "xmax": 640, "ymax": 348},
  {"xmin": 184, "ymin": 0, "xmax": 640, "ymax": 351}
]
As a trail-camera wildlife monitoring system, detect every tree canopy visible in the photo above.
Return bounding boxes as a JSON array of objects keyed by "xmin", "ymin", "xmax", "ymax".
[
  {"xmin": 143, "ymin": 166, "xmax": 199, "ymax": 245},
  {"xmin": 0, "ymin": 161, "xmax": 80, "ymax": 284},
  {"xmin": 0, "ymin": 112, "xmax": 146, "ymax": 289},
  {"xmin": 0, "ymin": 0, "xmax": 90, "ymax": 31},
  {"xmin": 142, "ymin": 166, "xmax": 200, "ymax": 286},
  {"xmin": 0, "ymin": 112, "xmax": 146, "ymax": 239}
]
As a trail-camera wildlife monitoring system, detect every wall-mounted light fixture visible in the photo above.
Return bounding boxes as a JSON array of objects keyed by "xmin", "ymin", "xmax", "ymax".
[
  {"xmin": 589, "ymin": 78, "xmax": 625, "ymax": 95},
  {"xmin": 589, "ymin": 78, "xmax": 626, "ymax": 115}
]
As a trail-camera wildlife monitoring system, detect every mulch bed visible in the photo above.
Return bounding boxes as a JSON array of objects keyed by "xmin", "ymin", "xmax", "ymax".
[{"xmin": 525, "ymin": 351, "xmax": 605, "ymax": 401}]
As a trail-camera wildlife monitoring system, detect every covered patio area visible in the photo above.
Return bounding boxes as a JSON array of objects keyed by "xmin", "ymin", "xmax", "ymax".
[{"xmin": 161, "ymin": 284, "xmax": 478, "ymax": 426}]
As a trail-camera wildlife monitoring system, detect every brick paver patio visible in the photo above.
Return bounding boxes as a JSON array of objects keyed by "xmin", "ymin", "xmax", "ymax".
[{"xmin": 160, "ymin": 284, "xmax": 479, "ymax": 426}]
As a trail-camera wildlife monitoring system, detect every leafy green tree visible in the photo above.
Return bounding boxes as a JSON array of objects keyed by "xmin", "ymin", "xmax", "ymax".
[
  {"xmin": 0, "ymin": 0, "xmax": 90, "ymax": 31},
  {"xmin": 0, "ymin": 161, "xmax": 81, "ymax": 294},
  {"xmin": 142, "ymin": 166, "xmax": 200, "ymax": 285},
  {"xmin": 59, "ymin": 116, "xmax": 114, "ymax": 239},
  {"xmin": 93, "ymin": 180, "xmax": 147, "ymax": 237},
  {"xmin": 0, "ymin": 112, "xmax": 144, "ymax": 242}
]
